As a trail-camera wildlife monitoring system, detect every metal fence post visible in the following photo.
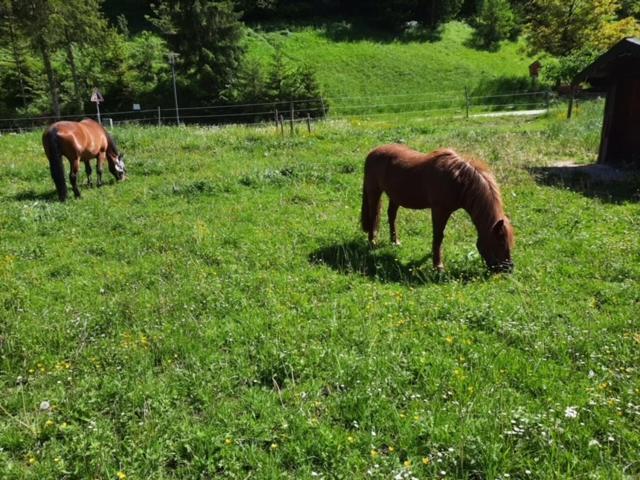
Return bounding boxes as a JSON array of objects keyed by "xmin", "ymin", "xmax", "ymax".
[{"xmin": 465, "ymin": 86, "xmax": 470, "ymax": 119}]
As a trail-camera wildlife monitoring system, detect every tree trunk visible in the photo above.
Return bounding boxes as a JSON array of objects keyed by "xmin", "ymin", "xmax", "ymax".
[
  {"xmin": 65, "ymin": 39, "xmax": 84, "ymax": 114},
  {"xmin": 38, "ymin": 35, "xmax": 60, "ymax": 119},
  {"xmin": 6, "ymin": 16, "xmax": 28, "ymax": 107}
]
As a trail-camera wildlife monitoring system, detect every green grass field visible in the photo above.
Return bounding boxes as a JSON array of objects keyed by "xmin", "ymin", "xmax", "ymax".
[{"xmin": 1, "ymin": 102, "xmax": 639, "ymax": 479}]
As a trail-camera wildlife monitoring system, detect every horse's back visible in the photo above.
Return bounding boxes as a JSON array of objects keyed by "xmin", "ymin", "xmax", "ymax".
[
  {"xmin": 46, "ymin": 119, "xmax": 107, "ymax": 159},
  {"xmin": 364, "ymin": 144, "xmax": 463, "ymax": 209}
]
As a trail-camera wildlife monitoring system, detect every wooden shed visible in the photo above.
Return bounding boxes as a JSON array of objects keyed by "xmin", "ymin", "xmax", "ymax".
[{"xmin": 572, "ymin": 38, "xmax": 640, "ymax": 166}]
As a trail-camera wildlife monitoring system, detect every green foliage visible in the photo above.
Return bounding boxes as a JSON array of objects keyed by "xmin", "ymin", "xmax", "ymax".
[
  {"xmin": 541, "ymin": 48, "xmax": 600, "ymax": 86},
  {"xmin": 472, "ymin": 0, "xmax": 519, "ymax": 50},
  {"xmin": 1, "ymin": 105, "xmax": 640, "ymax": 478},
  {"xmin": 148, "ymin": 0, "xmax": 246, "ymax": 102},
  {"xmin": 524, "ymin": 0, "xmax": 633, "ymax": 57}
]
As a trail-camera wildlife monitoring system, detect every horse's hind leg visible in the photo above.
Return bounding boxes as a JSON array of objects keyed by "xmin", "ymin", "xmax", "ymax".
[
  {"xmin": 96, "ymin": 153, "xmax": 105, "ymax": 187},
  {"xmin": 388, "ymin": 200, "xmax": 400, "ymax": 245},
  {"xmin": 70, "ymin": 158, "xmax": 81, "ymax": 198},
  {"xmin": 84, "ymin": 160, "xmax": 93, "ymax": 187},
  {"xmin": 431, "ymin": 207, "xmax": 452, "ymax": 271},
  {"xmin": 366, "ymin": 187, "xmax": 383, "ymax": 245}
]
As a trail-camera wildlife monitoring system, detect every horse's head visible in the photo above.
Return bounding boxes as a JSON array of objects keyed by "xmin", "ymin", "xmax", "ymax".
[
  {"xmin": 109, "ymin": 153, "xmax": 127, "ymax": 181},
  {"xmin": 477, "ymin": 217, "xmax": 514, "ymax": 272}
]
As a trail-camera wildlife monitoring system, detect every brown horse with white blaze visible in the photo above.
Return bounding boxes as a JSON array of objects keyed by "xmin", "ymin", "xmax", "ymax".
[
  {"xmin": 361, "ymin": 144, "xmax": 514, "ymax": 272},
  {"xmin": 42, "ymin": 118, "xmax": 126, "ymax": 201}
]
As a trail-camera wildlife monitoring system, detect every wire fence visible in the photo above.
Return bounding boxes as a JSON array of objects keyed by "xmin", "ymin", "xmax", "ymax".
[{"xmin": 0, "ymin": 88, "xmax": 595, "ymax": 135}]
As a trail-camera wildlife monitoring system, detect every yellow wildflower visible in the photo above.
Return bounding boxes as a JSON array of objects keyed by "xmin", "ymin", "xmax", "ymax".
[
  {"xmin": 404, "ymin": 459, "xmax": 412, "ymax": 468},
  {"xmin": 116, "ymin": 471, "xmax": 127, "ymax": 480},
  {"xmin": 370, "ymin": 449, "xmax": 379, "ymax": 458},
  {"xmin": 422, "ymin": 456, "xmax": 431, "ymax": 465},
  {"xmin": 224, "ymin": 438, "xmax": 233, "ymax": 445}
]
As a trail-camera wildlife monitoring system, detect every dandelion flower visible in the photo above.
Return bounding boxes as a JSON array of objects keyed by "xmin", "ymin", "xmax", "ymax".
[
  {"xmin": 403, "ymin": 459, "xmax": 412, "ymax": 468},
  {"xmin": 422, "ymin": 457, "xmax": 431, "ymax": 465},
  {"xmin": 270, "ymin": 443, "xmax": 278, "ymax": 450},
  {"xmin": 116, "ymin": 471, "xmax": 127, "ymax": 480},
  {"xmin": 224, "ymin": 438, "xmax": 233, "ymax": 445},
  {"xmin": 370, "ymin": 449, "xmax": 379, "ymax": 458}
]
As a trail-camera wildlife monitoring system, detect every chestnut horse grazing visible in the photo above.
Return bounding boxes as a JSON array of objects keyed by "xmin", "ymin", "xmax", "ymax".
[
  {"xmin": 361, "ymin": 144, "xmax": 514, "ymax": 272},
  {"xmin": 42, "ymin": 118, "xmax": 126, "ymax": 201}
]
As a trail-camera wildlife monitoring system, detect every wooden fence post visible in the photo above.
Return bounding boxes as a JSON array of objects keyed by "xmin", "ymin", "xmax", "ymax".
[
  {"xmin": 157, "ymin": 106, "xmax": 161, "ymax": 126},
  {"xmin": 545, "ymin": 90, "xmax": 551, "ymax": 111},
  {"xmin": 275, "ymin": 108, "xmax": 279, "ymax": 132},
  {"xmin": 279, "ymin": 115, "xmax": 284, "ymax": 136},
  {"xmin": 306, "ymin": 113, "xmax": 311, "ymax": 133},
  {"xmin": 567, "ymin": 87, "xmax": 575, "ymax": 119},
  {"xmin": 290, "ymin": 102, "xmax": 294, "ymax": 135},
  {"xmin": 320, "ymin": 97, "xmax": 326, "ymax": 118}
]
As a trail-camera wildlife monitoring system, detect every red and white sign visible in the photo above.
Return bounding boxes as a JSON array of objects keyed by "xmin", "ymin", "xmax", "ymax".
[{"xmin": 90, "ymin": 89, "xmax": 104, "ymax": 103}]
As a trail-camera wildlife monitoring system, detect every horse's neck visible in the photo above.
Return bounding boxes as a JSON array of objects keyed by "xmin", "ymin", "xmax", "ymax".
[{"xmin": 463, "ymin": 192, "xmax": 502, "ymax": 236}]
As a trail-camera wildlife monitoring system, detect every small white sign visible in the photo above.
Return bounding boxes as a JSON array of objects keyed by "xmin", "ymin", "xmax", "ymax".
[
  {"xmin": 90, "ymin": 89, "xmax": 104, "ymax": 103},
  {"xmin": 133, "ymin": 103, "xmax": 141, "ymax": 111}
]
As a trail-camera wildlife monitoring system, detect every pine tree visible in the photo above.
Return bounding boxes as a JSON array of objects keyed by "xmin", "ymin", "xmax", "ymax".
[{"xmin": 149, "ymin": 0, "xmax": 245, "ymax": 102}]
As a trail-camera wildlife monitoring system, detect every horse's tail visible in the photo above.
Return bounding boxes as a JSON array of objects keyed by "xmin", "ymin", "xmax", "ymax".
[
  {"xmin": 360, "ymin": 156, "xmax": 381, "ymax": 234},
  {"xmin": 43, "ymin": 127, "xmax": 67, "ymax": 202}
]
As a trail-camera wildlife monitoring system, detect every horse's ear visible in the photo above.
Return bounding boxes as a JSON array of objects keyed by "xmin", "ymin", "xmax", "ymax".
[{"xmin": 492, "ymin": 219, "xmax": 506, "ymax": 235}]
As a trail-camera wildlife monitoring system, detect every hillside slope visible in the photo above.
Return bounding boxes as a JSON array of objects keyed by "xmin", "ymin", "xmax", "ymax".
[{"xmin": 246, "ymin": 21, "xmax": 535, "ymax": 103}]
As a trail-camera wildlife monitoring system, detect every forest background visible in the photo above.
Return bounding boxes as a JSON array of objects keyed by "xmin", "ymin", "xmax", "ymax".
[{"xmin": 1, "ymin": 0, "xmax": 639, "ymax": 120}]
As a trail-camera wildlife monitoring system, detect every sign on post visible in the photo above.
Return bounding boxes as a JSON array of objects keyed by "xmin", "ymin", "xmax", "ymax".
[{"xmin": 91, "ymin": 88, "xmax": 104, "ymax": 124}]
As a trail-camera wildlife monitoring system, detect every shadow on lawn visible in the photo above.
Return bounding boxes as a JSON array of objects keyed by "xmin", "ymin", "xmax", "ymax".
[
  {"xmin": 12, "ymin": 189, "xmax": 60, "ymax": 202},
  {"xmin": 529, "ymin": 164, "xmax": 640, "ymax": 204},
  {"xmin": 309, "ymin": 239, "xmax": 488, "ymax": 285}
]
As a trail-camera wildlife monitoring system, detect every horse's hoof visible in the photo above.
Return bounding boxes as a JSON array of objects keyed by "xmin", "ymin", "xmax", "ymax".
[{"xmin": 392, "ymin": 240, "xmax": 401, "ymax": 246}]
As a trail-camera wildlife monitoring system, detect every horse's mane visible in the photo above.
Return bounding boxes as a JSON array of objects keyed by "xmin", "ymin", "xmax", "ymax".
[
  {"xmin": 105, "ymin": 130, "xmax": 120, "ymax": 157},
  {"xmin": 440, "ymin": 150, "xmax": 503, "ymax": 217}
]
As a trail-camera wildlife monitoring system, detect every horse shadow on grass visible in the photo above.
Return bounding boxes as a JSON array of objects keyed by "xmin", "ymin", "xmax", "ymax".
[
  {"xmin": 12, "ymin": 189, "xmax": 60, "ymax": 202},
  {"xmin": 529, "ymin": 164, "xmax": 640, "ymax": 204},
  {"xmin": 309, "ymin": 239, "xmax": 489, "ymax": 285}
]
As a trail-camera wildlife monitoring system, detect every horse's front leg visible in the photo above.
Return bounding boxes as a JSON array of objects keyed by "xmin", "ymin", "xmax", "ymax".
[
  {"xmin": 431, "ymin": 208, "xmax": 452, "ymax": 271},
  {"xmin": 70, "ymin": 158, "xmax": 81, "ymax": 198},
  {"xmin": 85, "ymin": 160, "xmax": 93, "ymax": 187},
  {"xmin": 96, "ymin": 153, "xmax": 105, "ymax": 187},
  {"xmin": 388, "ymin": 201, "xmax": 400, "ymax": 245}
]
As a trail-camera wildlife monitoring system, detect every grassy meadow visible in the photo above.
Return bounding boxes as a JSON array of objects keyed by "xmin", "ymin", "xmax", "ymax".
[
  {"xmin": 1, "ymin": 102, "xmax": 640, "ymax": 479},
  {"xmin": 246, "ymin": 22, "xmax": 536, "ymax": 113}
]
